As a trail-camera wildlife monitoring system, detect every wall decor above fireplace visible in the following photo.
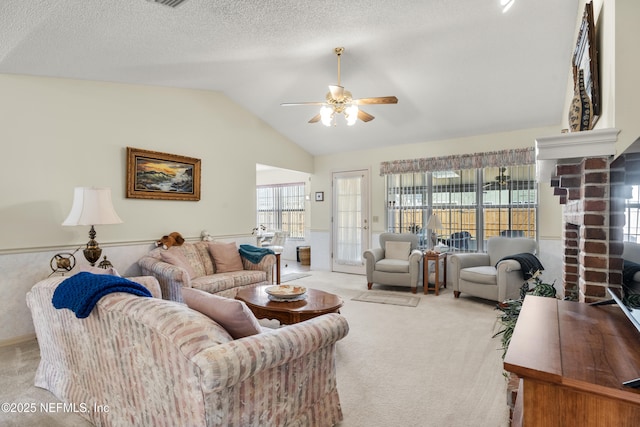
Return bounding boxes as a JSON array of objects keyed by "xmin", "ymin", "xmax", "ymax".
[{"xmin": 572, "ymin": 1, "xmax": 600, "ymax": 127}]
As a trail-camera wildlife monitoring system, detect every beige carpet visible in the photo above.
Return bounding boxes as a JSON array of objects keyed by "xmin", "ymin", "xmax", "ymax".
[
  {"xmin": 279, "ymin": 272, "xmax": 312, "ymax": 283},
  {"xmin": 352, "ymin": 290, "xmax": 420, "ymax": 307},
  {"xmin": 0, "ymin": 271, "xmax": 509, "ymax": 427}
]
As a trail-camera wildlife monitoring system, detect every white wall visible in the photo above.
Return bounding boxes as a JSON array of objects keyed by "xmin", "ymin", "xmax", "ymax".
[{"xmin": 0, "ymin": 74, "xmax": 312, "ymax": 344}]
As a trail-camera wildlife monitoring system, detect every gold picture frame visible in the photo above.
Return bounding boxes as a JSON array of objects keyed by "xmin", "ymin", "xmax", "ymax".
[
  {"xmin": 126, "ymin": 147, "xmax": 201, "ymax": 201},
  {"xmin": 572, "ymin": 1, "xmax": 600, "ymax": 125}
]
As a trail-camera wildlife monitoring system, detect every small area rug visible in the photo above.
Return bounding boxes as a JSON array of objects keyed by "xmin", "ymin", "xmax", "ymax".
[
  {"xmin": 280, "ymin": 273, "xmax": 311, "ymax": 283},
  {"xmin": 352, "ymin": 290, "xmax": 420, "ymax": 307}
]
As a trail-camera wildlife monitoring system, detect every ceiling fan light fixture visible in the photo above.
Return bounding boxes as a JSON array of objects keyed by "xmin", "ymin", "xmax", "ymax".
[
  {"xmin": 320, "ymin": 105, "xmax": 334, "ymax": 127},
  {"xmin": 345, "ymin": 105, "xmax": 359, "ymax": 126},
  {"xmin": 281, "ymin": 47, "xmax": 398, "ymax": 125}
]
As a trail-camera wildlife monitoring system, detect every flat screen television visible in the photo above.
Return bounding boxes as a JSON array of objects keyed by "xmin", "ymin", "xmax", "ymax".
[{"xmin": 593, "ymin": 288, "xmax": 640, "ymax": 388}]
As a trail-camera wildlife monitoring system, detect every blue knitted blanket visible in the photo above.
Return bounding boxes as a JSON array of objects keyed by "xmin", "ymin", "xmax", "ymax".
[
  {"xmin": 52, "ymin": 272, "xmax": 152, "ymax": 319},
  {"xmin": 239, "ymin": 244, "xmax": 275, "ymax": 264}
]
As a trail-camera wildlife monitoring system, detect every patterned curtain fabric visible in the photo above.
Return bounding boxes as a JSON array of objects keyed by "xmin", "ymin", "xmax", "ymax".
[{"xmin": 379, "ymin": 147, "xmax": 535, "ymax": 175}]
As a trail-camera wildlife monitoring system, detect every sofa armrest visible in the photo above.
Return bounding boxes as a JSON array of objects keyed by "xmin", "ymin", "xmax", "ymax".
[
  {"xmin": 496, "ymin": 258, "xmax": 522, "ymax": 273},
  {"xmin": 496, "ymin": 259, "xmax": 525, "ymax": 301},
  {"xmin": 241, "ymin": 253, "xmax": 276, "ymax": 283},
  {"xmin": 137, "ymin": 256, "xmax": 190, "ymax": 302},
  {"xmin": 363, "ymin": 248, "xmax": 384, "ymax": 282},
  {"xmin": 193, "ymin": 313, "xmax": 349, "ymax": 391},
  {"xmin": 128, "ymin": 276, "xmax": 163, "ymax": 299},
  {"xmin": 409, "ymin": 250, "xmax": 423, "ymax": 288}
]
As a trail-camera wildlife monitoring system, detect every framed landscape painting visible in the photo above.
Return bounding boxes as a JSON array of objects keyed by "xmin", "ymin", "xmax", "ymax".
[{"xmin": 126, "ymin": 147, "xmax": 201, "ymax": 201}]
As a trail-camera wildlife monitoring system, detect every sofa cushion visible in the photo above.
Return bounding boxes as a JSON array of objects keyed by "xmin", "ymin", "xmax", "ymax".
[
  {"xmin": 79, "ymin": 265, "xmax": 121, "ymax": 277},
  {"xmin": 193, "ymin": 241, "xmax": 215, "ymax": 275},
  {"xmin": 208, "ymin": 242, "xmax": 244, "ymax": 273},
  {"xmin": 160, "ymin": 247, "xmax": 198, "ymax": 279},
  {"xmin": 460, "ymin": 266, "xmax": 497, "ymax": 285},
  {"xmin": 385, "ymin": 241, "xmax": 411, "ymax": 260},
  {"xmin": 177, "ymin": 243, "xmax": 208, "ymax": 278},
  {"xmin": 375, "ymin": 259, "xmax": 410, "ymax": 273},
  {"xmin": 182, "ymin": 287, "xmax": 261, "ymax": 339},
  {"xmin": 191, "ymin": 274, "xmax": 236, "ymax": 294},
  {"xmin": 190, "ymin": 270, "xmax": 267, "ymax": 295}
]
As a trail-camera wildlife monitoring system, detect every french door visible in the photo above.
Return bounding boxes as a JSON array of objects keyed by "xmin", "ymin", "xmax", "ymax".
[{"xmin": 332, "ymin": 170, "xmax": 370, "ymax": 275}]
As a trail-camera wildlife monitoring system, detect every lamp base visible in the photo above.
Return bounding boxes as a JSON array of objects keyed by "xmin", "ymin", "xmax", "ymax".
[
  {"xmin": 83, "ymin": 225, "xmax": 102, "ymax": 266},
  {"xmin": 83, "ymin": 240, "xmax": 102, "ymax": 267}
]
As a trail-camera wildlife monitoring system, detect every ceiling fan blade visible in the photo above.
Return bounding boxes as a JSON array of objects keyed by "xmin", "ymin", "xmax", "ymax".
[
  {"xmin": 308, "ymin": 114, "xmax": 321, "ymax": 124},
  {"xmin": 281, "ymin": 102, "xmax": 325, "ymax": 106},
  {"xmin": 358, "ymin": 109, "xmax": 375, "ymax": 122},
  {"xmin": 353, "ymin": 96, "xmax": 398, "ymax": 105},
  {"xmin": 329, "ymin": 85, "xmax": 344, "ymax": 100}
]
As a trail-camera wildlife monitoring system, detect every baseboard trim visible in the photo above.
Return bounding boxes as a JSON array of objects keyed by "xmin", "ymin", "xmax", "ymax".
[{"xmin": 0, "ymin": 333, "xmax": 36, "ymax": 347}]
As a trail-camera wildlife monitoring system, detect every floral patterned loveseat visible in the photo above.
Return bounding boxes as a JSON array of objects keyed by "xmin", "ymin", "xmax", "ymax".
[
  {"xmin": 138, "ymin": 241, "xmax": 275, "ymax": 302},
  {"xmin": 27, "ymin": 275, "xmax": 349, "ymax": 427}
]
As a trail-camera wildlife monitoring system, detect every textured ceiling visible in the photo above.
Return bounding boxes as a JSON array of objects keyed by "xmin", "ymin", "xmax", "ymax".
[{"xmin": 0, "ymin": 0, "xmax": 580, "ymax": 155}]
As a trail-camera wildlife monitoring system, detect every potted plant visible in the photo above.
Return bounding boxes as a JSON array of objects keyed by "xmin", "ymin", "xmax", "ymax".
[{"xmin": 494, "ymin": 270, "xmax": 557, "ymax": 359}]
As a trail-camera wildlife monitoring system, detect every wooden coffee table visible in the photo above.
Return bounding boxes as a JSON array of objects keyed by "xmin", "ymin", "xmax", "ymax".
[{"xmin": 235, "ymin": 284, "xmax": 343, "ymax": 325}]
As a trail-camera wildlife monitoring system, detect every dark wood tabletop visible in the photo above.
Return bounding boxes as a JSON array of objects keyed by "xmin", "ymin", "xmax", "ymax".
[{"xmin": 236, "ymin": 284, "xmax": 343, "ymax": 325}]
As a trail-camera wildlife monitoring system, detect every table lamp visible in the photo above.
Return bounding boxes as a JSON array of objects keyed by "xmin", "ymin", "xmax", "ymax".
[
  {"xmin": 426, "ymin": 214, "xmax": 443, "ymax": 250},
  {"xmin": 62, "ymin": 187, "xmax": 123, "ymax": 266}
]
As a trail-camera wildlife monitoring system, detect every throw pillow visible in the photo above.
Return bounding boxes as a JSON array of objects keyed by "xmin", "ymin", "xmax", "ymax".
[
  {"xmin": 160, "ymin": 247, "xmax": 198, "ymax": 279},
  {"xmin": 79, "ymin": 265, "xmax": 121, "ymax": 277},
  {"xmin": 208, "ymin": 242, "xmax": 244, "ymax": 273},
  {"xmin": 181, "ymin": 287, "xmax": 261, "ymax": 339},
  {"xmin": 385, "ymin": 241, "xmax": 411, "ymax": 260}
]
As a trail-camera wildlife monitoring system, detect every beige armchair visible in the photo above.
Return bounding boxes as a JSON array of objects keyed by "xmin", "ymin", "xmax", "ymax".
[
  {"xmin": 363, "ymin": 233, "xmax": 423, "ymax": 293},
  {"xmin": 449, "ymin": 236, "xmax": 538, "ymax": 302}
]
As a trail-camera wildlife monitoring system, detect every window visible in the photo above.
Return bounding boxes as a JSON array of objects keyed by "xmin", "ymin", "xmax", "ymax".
[
  {"xmin": 256, "ymin": 183, "xmax": 305, "ymax": 239},
  {"xmin": 384, "ymin": 154, "xmax": 537, "ymax": 251},
  {"xmin": 624, "ymin": 185, "xmax": 640, "ymax": 242}
]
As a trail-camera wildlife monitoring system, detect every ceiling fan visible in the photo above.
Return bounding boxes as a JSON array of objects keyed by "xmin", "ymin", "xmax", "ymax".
[
  {"xmin": 281, "ymin": 47, "xmax": 398, "ymax": 126},
  {"xmin": 484, "ymin": 167, "xmax": 511, "ymax": 189}
]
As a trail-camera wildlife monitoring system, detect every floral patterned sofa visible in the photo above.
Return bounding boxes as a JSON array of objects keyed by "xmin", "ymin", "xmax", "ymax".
[
  {"xmin": 138, "ymin": 241, "xmax": 276, "ymax": 302},
  {"xmin": 27, "ymin": 275, "xmax": 349, "ymax": 427}
]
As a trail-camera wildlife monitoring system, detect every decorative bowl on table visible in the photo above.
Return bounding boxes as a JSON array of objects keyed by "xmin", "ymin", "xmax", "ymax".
[{"xmin": 265, "ymin": 285, "xmax": 307, "ymax": 299}]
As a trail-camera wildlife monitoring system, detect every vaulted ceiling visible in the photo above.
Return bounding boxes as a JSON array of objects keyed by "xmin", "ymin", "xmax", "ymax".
[{"xmin": 0, "ymin": 0, "xmax": 580, "ymax": 155}]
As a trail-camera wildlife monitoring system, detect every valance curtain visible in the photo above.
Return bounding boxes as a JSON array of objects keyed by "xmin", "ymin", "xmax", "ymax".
[{"xmin": 379, "ymin": 147, "xmax": 535, "ymax": 176}]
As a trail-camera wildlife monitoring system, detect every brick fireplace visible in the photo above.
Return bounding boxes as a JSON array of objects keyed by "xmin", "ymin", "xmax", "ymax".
[{"xmin": 536, "ymin": 128, "xmax": 626, "ymax": 302}]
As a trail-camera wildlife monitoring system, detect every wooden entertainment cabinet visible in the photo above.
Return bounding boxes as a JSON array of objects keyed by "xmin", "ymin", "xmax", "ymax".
[{"xmin": 504, "ymin": 296, "xmax": 640, "ymax": 426}]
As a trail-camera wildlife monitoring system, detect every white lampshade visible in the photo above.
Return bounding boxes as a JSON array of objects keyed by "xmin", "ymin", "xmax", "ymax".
[
  {"xmin": 62, "ymin": 187, "xmax": 123, "ymax": 226},
  {"xmin": 426, "ymin": 214, "xmax": 443, "ymax": 230}
]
